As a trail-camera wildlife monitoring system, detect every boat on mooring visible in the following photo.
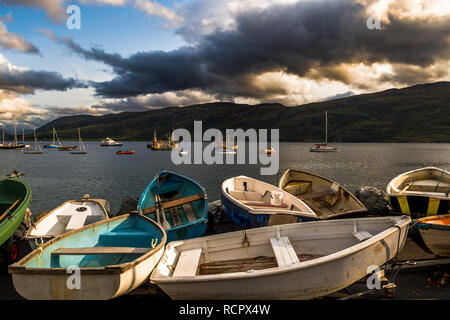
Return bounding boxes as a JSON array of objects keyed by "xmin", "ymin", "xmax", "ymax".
[
  {"xmin": 221, "ymin": 176, "xmax": 317, "ymax": 229},
  {"xmin": 150, "ymin": 215, "xmax": 410, "ymax": 300},
  {"xmin": 69, "ymin": 128, "xmax": 87, "ymax": 154},
  {"xmin": 279, "ymin": 169, "xmax": 367, "ymax": 219},
  {"xmin": 9, "ymin": 213, "xmax": 166, "ymax": 300},
  {"xmin": 25, "ymin": 197, "xmax": 109, "ymax": 250},
  {"xmin": 23, "ymin": 128, "xmax": 43, "ymax": 154},
  {"xmin": 310, "ymin": 111, "xmax": 340, "ymax": 153},
  {"xmin": 0, "ymin": 176, "xmax": 31, "ymax": 264},
  {"xmin": 116, "ymin": 150, "xmax": 135, "ymax": 155},
  {"xmin": 0, "ymin": 121, "xmax": 25, "ymax": 150},
  {"xmin": 100, "ymin": 137, "xmax": 122, "ymax": 147},
  {"xmin": 138, "ymin": 170, "xmax": 208, "ymax": 242},
  {"xmin": 415, "ymin": 214, "xmax": 450, "ymax": 257},
  {"xmin": 43, "ymin": 128, "xmax": 62, "ymax": 149},
  {"xmin": 386, "ymin": 167, "xmax": 449, "ymax": 218}
]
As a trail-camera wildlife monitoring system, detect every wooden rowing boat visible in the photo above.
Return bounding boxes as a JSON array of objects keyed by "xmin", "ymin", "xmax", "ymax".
[
  {"xmin": 387, "ymin": 167, "xmax": 450, "ymax": 218},
  {"xmin": 150, "ymin": 215, "xmax": 410, "ymax": 299},
  {"xmin": 9, "ymin": 213, "xmax": 166, "ymax": 300},
  {"xmin": 279, "ymin": 169, "xmax": 367, "ymax": 219},
  {"xmin": 138, "ymin": 170, "xmax": 208, "ymax": 242},
  {"xmin": 25, "ymin": 198, "xmax": 110, "ymax": 250},
  {"xmin": 221, "ymin": 175, "xmax": 317, "ymax": 229},
  {"xmin": 116, "ymin": 150, "xmax": 135, "ymax": 155},
  {"xmin": 415, "ymin": 214, "xmax": 450, "ymax": 257},
  {"xmin": 0, "ymin": 177, "xmax": 31, "ymax": 264}
]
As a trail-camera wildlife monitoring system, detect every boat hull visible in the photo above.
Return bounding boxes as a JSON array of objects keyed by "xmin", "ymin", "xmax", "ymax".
[
  {"xmin": 10, "ymin": 214, "xmax": 166, "ymax": 300},
  {"xmin": 387, "ymin": 167, "xmax": 450, "ymax": 218},
  {"xmin": 43, "ymin": 145, "xmax": 60, "ymax": 149},
  {"xmin": 151, "ymin": 216, "xmax": 410, "ymax": 300},
  {"xmin": 0, "ymin": 178, "xmax": 32, "ymax": 247},
  {"xmin": 416, "ymin": 215, "xmax": 450, "ymax": 257},
  {"xmin": 279, "ymin": 169, "xmax": 368, "ymax": 220}
]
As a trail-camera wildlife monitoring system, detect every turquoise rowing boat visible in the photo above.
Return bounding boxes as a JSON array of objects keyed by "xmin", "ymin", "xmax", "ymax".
[
  {"xmin": 138, "ymin": 170, "xmax": 208, "ymax": 242},
  {"xmin": 0, "ymin": 177, "xmax": 31, "ymax": 263},
  {"xmin": 9, "ymin": 213, "xmax": 166, "ymax": 300}
]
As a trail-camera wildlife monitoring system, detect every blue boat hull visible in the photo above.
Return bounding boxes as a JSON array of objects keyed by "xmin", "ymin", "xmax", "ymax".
[
  {"xmin": 221, "ymin": 192, "xmax": 316, "ymax": 229},
  {"xmin": 138, "ymin": 170, "xmax": 208, "ymax": 241}
]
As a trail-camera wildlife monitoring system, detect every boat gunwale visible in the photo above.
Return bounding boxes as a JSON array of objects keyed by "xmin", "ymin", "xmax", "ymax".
[
  {"xmin": 0, "ymin": 177, "xmax": 32, "ymax": 230},
  {"xmin": 25, "ymin": 199, "xmax": 111, "ymax": 239},
  {"xmin": 278, "ymin": 168, "xmax": 368, "ymax": 214},
  {"xmin": 221, "ymin": 175, "xmax": 317, "ymax": 218},
  {"xmin": 415, "ymin": 214, "xmax": 450, "ymax": 230},
  {"xmin": 150, "ymin": 215, "xmax": 410, "ymax": 284},
  {"xmin": 9, "ymin": 213, "xmax": 167, "ymax": 275}
]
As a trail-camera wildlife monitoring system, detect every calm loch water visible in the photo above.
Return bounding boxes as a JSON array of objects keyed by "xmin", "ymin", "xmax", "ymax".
[{"xmin": 0, "ymin": 142, "xmax": 449, "ymax": 216}]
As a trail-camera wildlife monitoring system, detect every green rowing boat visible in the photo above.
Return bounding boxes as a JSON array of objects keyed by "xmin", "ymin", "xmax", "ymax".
[{"xmin": 0, "ymin": 177, "xmax": 31, "ymax": 262}]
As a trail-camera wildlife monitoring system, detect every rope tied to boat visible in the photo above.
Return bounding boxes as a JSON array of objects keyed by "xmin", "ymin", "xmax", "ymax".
[
  {"xmin": 151, "ymin": 238, "xmax": 158, "ymax": 248},
  {"xmin": 35, "ymin": 238, "xmax": 44, "ymax": 255}
]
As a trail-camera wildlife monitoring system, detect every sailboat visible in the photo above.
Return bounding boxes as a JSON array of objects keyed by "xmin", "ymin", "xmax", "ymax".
[
  {"xmin": 43, "ymin": 128, "xmax": 62, "ymax": 149},
  {"xmin": 23, "ymin": 129, "xmax": 43, "ymax": 154},
  {"xmin": 0, "ymin": 121, "xmax": 25, "ymax": 150},
  {"xmin": 310, "ymin": 111, "xmax": 340, "ymax": 153},
  {"xmin": 70, "ymin": 128, "xmax": 87, "ymax": 154}
]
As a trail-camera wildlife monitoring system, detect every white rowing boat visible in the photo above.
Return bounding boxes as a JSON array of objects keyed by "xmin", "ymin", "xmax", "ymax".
[{"xmin": 150, "ymin": 215, "xmax": 410, "ymax": 300}]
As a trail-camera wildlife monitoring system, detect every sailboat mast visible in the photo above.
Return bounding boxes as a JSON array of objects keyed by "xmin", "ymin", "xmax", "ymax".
[
  {"xmin": 14, "ymin": 120, "xmax": 17, "ymax": 145},
  {"xmin": 325, "ymin": 111, "xmax": 328, "ymax": 144},
  {"xmin": 1, "ymin": 125, "xmax": 4, "ymax": 145},
  {"xmin": 34, "ymin": 128, "xmax": 37, "ymax": 149},
  {"xmin": 22, "ymin": 128, "xmax": 24, "ymax": 143}
]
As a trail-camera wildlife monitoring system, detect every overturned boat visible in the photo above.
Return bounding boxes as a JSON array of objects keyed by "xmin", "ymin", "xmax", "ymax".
[
  {"xmin": 151, "ymin": 215, "xmax": 410, "ymax": 300},
  {"xmin": 387, "ymin": 167, "xmax": 449, "ymax": 218},
  {"xmin": 221, "ymin": 176, "xmax": 317, "ymax": 229},
  {"xmin": 279, "ymin": 169, "xmax": 367, "ymax": 219}
]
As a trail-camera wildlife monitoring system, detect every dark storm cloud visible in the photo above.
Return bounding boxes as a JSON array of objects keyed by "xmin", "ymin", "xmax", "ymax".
[
  {"xmin": 48, "ymin": 0, "xmax": 450, "ymax": 99},
  {"xmin": 0, "ymin": 68, "xmax": 88, "ymax": 94}
]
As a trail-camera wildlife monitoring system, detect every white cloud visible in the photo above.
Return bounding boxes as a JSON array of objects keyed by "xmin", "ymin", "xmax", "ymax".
[
  {"xmin": 134, "ymin": 0, "xmax": 184, "ymax": 25},
  {"xmin": 0, "ymin": 20, "xmax": 39, "ymax": 53}
]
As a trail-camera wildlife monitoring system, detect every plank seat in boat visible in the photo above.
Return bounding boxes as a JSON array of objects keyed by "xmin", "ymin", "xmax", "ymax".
[
  {"xmin": 51, "ymin": 246, "xmax": 150, "ymax": 255},
  {"xmin": 173, "ymin": 248, "xmax": 202, "ymax": 277},
  {"xmin": 298, "ymin": 189, "xmax": 336, "ymax": 200},
  {"xmin": 142, "ymin": 193, "xmax": 203, "ymax": 214},
  {"xmin": 270, "ymin": 236, "xmax": 300, "ymax": 267},
  {"xmin": 241, "ymin": 200, "xmax": 289, "ymax": 209},
  {"xmin": 65, "ymin": 213, "xmax": 88, "ymax": 232}
]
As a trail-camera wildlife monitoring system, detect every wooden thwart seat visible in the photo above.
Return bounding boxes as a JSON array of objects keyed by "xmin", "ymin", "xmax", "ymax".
[
  {"xmin": 298, "ymin": 189, "xmax": 336, "ymax": 200},
  {"xmin": 51, "ymin": 246, "xmax": 150, "ymax": 255},
  {"xmin": 270, "ymin": 236, "xmax": 300, "ymax": 267},
  {"xmin": 173, "ymin": 248, "xmax": 202, "ymax": 277},
  {"xmin": 142, "ymin": 193, "xmax": 203, "ymax": 214}
]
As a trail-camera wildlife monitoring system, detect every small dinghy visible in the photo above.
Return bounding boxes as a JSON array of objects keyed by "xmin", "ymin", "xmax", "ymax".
[
  {"xmin": 221, "ymin": 176, "xmax": 317, "ymax": 229},
  {"xmin": 0, "ymin": 176, "xmax": 31, "ymax": 264},
  {"xmin": 25, "ymin": 198, "xmax": 110, "ymax": 250},
  {"xmin": 138, "ymin": 170, "xmax": 208, "ymax": 242},
  {"xmin": 9, "ymin": 213, "xmax": 166, "ymax": 300},
  {"xmin": 279, "ymin": 169, "xmax": 367, "ymax": 219},
  {"xmin": 387, "ymin": 167, "xmax": 449, "ymax": 218},
  {"xmin": 415, "ymin": 214, "xmax": 450, "ymax": 257},
  {"xmin": 151, "ymin": 215, "xmax": 410, "ymax": 300},
  {"xmin": 116, "ymin": 150, "xmax": 135, "ymax": 155}
]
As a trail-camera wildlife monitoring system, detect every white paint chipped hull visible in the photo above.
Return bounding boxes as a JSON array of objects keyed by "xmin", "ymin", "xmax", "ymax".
[{"xmin": 151, "ymin": 216, "xmax": 410, "ymax": 300}]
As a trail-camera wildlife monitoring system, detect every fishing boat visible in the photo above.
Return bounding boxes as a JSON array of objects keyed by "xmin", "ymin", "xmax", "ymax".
[
  {"xmin": 138, "ymin": 170, "xmax": 208, "ymax": 242},
  {"xmin": 279, "ymin": 169, "xmax": 368, "ymax": 219},
  {"xmin": 221, "ymin": 176, "xmax": 317, "ymax": 229},
  {"xmin": 0, "ymin": 176, "xmax": 32, "ymax": 264},
  {"xmin": 23, "ymin": 129, "xmax": 43, "ymax": 154},
  {"xmin": 25, "ymin": 198, "xmax": 109, "ymax": 250},
  {"xmin": 310, "ymin": 111, "xmax": 340, "ymax": 152},
  {"xmin": 0, "ymin": 121, "xmax": 25, "ymax": 150},
  {"xmin": 116, "ymin": 150, "xmax": 135, "ymax": 155},
  {"xmin": 151, "ymin": 215, "xmax": 410, "ymax": 300},
  {"xmin": 386, "ymin": 167, "xmax": 450, "ymax": 218},
  {"xmin": 43, "ymin": 128, "xmax": 62, "ymax": 149},
  {"xmin": 415, "ymin": 214, "xmax": 450, "ymax": 257},
  {"xmin": 70, "ymin": 128, "xmax": 87, "ymax": 154},
  {"xmin": 148, "ymin": 130, "xmax": 176, "ymax": 150},
  {"xmin": 9, "ymin": 213, "xmax": 166, "ymax": 300},
  {"xmin": 100, "ymin": 137, "xmax": 122, "ymax": 147}
]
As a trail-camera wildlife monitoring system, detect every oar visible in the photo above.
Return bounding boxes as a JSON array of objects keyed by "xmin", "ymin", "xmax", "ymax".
[
  {"xmin": 156, "ymin": 194, "xmax": 171, "ymax": 230},
  {"xmin": 0, "ymin": 198, "xmax": 22, "ymax": 223}
]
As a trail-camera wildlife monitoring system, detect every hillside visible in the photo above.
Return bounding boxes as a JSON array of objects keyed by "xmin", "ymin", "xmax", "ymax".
[{"xmin": 36, "ymin": 82, "xmax": 450, "ymax": 142}]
